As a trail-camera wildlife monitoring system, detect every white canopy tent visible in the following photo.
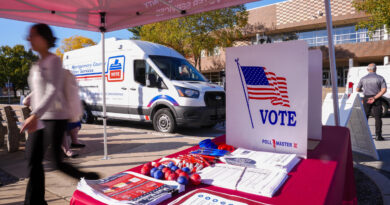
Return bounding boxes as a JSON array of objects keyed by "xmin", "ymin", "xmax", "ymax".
[{"xmin": 0, "ymin": 0, "xmax": 340, "ymax": 159}]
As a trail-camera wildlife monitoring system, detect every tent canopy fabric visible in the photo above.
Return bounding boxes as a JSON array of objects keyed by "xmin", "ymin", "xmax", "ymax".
[
  {"xmin": 0, "ymin": 0, "xmax": 257, "ymax": 32},
  {"xmin": 0, "ymin": 0, "xmax": 340, "ymax": 157},
  {"xmin": 0, "ymin": 0, "xmax": 261, "ymax": 159}
]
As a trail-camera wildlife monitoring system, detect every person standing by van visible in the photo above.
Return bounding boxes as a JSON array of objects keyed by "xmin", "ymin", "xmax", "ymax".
[
  {"xmin": 21, "ymin": 23, "xmax": 99, "ymax": 205},
  {"xmin": 356, "ymin": 63, "xmax": 387, "ymax": 141}
]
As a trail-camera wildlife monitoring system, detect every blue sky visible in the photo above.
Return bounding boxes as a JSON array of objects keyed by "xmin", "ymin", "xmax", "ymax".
[{"xmin": 0, "ymin": 0, "xmax": 285, "ymax": 52}]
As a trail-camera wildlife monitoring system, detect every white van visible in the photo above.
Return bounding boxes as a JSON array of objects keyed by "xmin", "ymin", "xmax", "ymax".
[
  {"xmin": 345, "ymin": 65, "xmax": 390, "ymax": 116},
  {"xmin": 63, "ymin": 38, "xmax": 225, "ymax": 133}
]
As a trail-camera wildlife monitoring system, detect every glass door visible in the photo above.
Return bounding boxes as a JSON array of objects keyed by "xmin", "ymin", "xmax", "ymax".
[{"xmin": 323, "ymin": 70, "xmax": 330, "ymax": 87}]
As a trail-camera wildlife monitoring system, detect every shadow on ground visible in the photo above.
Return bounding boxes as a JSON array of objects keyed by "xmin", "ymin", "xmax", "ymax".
[
  {"xmin": 93, "ymin": 119, "xmax": 225, "ymax": 137},
  {"xmin": 354, "ymin": 168, "xmax": 383, "ymax": 204}
]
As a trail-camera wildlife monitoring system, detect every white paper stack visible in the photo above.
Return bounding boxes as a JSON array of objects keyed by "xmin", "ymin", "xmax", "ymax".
[
  {"xmin": 198, "ymin": 164, "xmax": 288, "ymax": 198},
  {"xmin": 198, "ymin": 164, "xmax": 245, "ymax": 189},
  {"xmin": 198, "ymin": 148, "xmax": 302, "ymax": 198},
  {"xmin": 236, "ymin": 168, "xmax": 288, "ymax": 198},
  {"xmin": 221, "ymin": 148, "xmax": 301, "ymax": 173}
]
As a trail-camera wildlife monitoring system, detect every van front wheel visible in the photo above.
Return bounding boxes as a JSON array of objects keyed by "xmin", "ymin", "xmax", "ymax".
[{"xmin": 153, "ymin": 108, "xmax": 176, "ymax": 133}]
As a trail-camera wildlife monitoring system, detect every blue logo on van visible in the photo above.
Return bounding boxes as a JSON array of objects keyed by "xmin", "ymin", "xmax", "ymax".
[
  {"xmin": 109, "ymin": 59, "xmax": 122, "ymax": 70},
  {"xmin": 107, "ymin": 55, "xmax": 125, "ymax": 82}
]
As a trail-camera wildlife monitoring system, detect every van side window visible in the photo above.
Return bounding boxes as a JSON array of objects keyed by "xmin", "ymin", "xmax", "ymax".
[
  {"xmin": 134, "ymin": 60, "xmax": 146, "ymax": 85},
  {"xmin": 146, "ymin": 62, "xmax": 165, "ymax": 88}
]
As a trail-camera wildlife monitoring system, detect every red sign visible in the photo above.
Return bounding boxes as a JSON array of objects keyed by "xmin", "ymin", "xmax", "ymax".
[{"xmin": 110, "ymin": 70, "xmax": 121, "ymax": 79}]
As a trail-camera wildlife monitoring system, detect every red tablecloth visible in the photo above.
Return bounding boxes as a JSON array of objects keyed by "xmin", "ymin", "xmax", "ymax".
[{"xmin": 70, "ymin": 126, "xmax": 357, "ymax": 205}]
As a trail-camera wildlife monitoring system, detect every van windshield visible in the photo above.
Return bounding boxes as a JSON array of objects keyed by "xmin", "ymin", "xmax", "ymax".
[{"xmin": 149, "ymin": 55, "xmax": 207, "ymax": 82}]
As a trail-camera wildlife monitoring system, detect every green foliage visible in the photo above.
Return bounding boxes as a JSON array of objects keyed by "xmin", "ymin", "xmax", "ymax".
[
  {"xmin": 128, "ymin": 6, "xmax": 248, "ymax": 71},
  {"xmin": 0, "ymin": 45, "xmax": 38, "ymax": 95},
  {"xmin": 127, "ymin": 26, "xmax": 142, "ymax": 39},
  {"xmin": 353, "ymin": 0, "xmax": 390, "ymax": 34},
  {"xmin": 138, "ymin": 18, "xmax": 189, "ymax": 56}
]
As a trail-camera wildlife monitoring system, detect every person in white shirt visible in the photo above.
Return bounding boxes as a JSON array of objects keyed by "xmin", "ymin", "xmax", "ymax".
[{"xmin": 21, "ymin": 23, "xmax": 100, "ymax": 205}]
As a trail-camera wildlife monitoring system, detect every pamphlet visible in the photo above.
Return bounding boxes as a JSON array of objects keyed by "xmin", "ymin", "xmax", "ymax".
[
  {"xmin": 236, "ymin": 167, "xmax": 288, "ymax": 197},
  {"xmin": 168, "ymin": 188, "xmax": 267, "ymax": 205},
  {"xmin": 198, "ymin": 164, "xmax": 288, "ymax": 198},
  {"xmin": 76, "ymin": 171, "xmax": 184, "ymax": 205},
  {"xmin": 199, "ymin": 164, "xmax": 245, "ymax": 190}
]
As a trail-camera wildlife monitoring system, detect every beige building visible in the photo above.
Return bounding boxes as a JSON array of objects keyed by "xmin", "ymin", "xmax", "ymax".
[{"xmin": 199, "ymin": 0, "xmax": 390, "ymax": 87}]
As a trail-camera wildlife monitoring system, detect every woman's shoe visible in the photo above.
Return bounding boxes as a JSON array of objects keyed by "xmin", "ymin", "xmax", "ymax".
[{"xmin": 71, "ymin": 143, "xmax": 86, "ymax": 148}]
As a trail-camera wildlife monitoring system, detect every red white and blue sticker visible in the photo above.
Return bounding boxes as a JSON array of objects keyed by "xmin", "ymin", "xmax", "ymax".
[
  {"xmin": 107, "ymin": 56, "xmax": 125, "ymax": 82},
  {"xmin": 147, "ymin": 95, "xmax": 179, "ymax": 107},
  {"xmin": 72, "ymin": 55, "xmax": 125, "ymax": 82}
]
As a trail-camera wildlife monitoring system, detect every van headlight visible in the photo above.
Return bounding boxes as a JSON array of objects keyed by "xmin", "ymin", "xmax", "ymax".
[{"xmin": 175, "ymin": 86, "xmax": 200, "ymax": 98}]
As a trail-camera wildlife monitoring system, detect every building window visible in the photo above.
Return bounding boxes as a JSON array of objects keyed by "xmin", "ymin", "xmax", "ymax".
[
  {"xmin": 323, "ymin": 70, "xmax": 330, "ymax": 87},
  {"xmin": 322, "ymin": 68, "xmax": 348, "ymax": 87},
  {"xmin": 201, "ymin": 47, "xmax": 221, "ymax": 57},
  {"xmin": 295, "ymin": 25, "xmax": 386, "ymax": 47},
  {"xmin": 201, "ymin": 50, "xmax": 206, "ymax": 58},
  {"xmin": 213, "ymin": 47, "xmax": 221, "ymax": 56}
]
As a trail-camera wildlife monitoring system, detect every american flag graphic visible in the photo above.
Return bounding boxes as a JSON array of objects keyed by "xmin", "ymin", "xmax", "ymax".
[{"xmin": 240, "ymin": 66, "xmax": 290, "ymax": 107}]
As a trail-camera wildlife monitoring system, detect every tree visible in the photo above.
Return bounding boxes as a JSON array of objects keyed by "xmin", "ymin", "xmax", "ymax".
[
  {"xmin": 55, "ymin": 35, "xmax": 96, "ymax": 59},
  {"xmin": 127, "ymin": 26, "xmax": 142, "ymax": 39},
  {"xmin": 137, "ymin": 19, "xmax": 189, "ymax": 56},
  {"xmin": 353, "ymin": 0, "xmax": 390, "ymax": 35},
  {"xmin": 128, "ymin": 6, "xmax": 248, "ymax": 71},
  {"xmin": 0, "ymin": 45, "xmax": 38, "ymax": 96}
]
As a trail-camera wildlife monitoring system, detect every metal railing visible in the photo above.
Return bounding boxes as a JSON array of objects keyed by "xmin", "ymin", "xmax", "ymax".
[{"xmin": 301, "ymin": 29, "xmax": 386, "ymax": 47}]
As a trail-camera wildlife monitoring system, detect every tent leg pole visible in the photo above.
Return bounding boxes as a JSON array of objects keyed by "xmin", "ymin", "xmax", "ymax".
[
  {"xmin": 324, "ymin": 0, "xmax": 340, "ymax": 126},
  {"xmin": 101, "ymin": 31, "xmax": 109, "ymax": 160}
]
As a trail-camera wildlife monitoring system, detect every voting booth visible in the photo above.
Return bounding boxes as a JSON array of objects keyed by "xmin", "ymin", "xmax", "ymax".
[
  {"xmin": 226, "ymin": 41, "xmax": 323, "ymax": 158},
  {"xmin": 322, "ymin": 93, "xmax": 379, "ymax": 160},
  {"xmin": 308, "ymin": 50, "xmax": 323, "ymax": 141}
]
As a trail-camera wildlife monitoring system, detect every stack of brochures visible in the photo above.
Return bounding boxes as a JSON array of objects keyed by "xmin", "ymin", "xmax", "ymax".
[
  {"xmin": 220, "ymin": 147, "xmax": 301, "ymax": 173},
  {"xmin": 76, "ymin": 171, "xmax": 184, "ymax": 205},
  {"xmin": 198, "ymin": 148, "xmax": 301, "ymax": 198}
]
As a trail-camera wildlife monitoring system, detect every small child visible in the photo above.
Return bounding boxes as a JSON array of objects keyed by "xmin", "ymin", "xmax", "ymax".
[
  {"xmin": 67, "ymin": 120, "xmax": 85, "ymax": 148},
  {"xmin": 24, "ymin": 93, "xmax": 84, "ymax": 158},
  {"xmin": 62, "ymin": 118, "xmax": 85, "ymax": 157}
]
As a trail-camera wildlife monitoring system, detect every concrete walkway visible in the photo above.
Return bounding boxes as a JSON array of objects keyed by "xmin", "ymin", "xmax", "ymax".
[
  {"xmin": 0, "ymin": 122, "xmax": 216, "ymax": 204},
  {"xmin": 353, "ymin": 117, "xmax": 390, "ymax": 205}
]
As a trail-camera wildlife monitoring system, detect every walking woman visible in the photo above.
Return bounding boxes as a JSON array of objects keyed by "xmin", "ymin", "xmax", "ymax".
[{"xmin": 22, "ymin": 23, "xmax": 99, "ymax": 205}]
